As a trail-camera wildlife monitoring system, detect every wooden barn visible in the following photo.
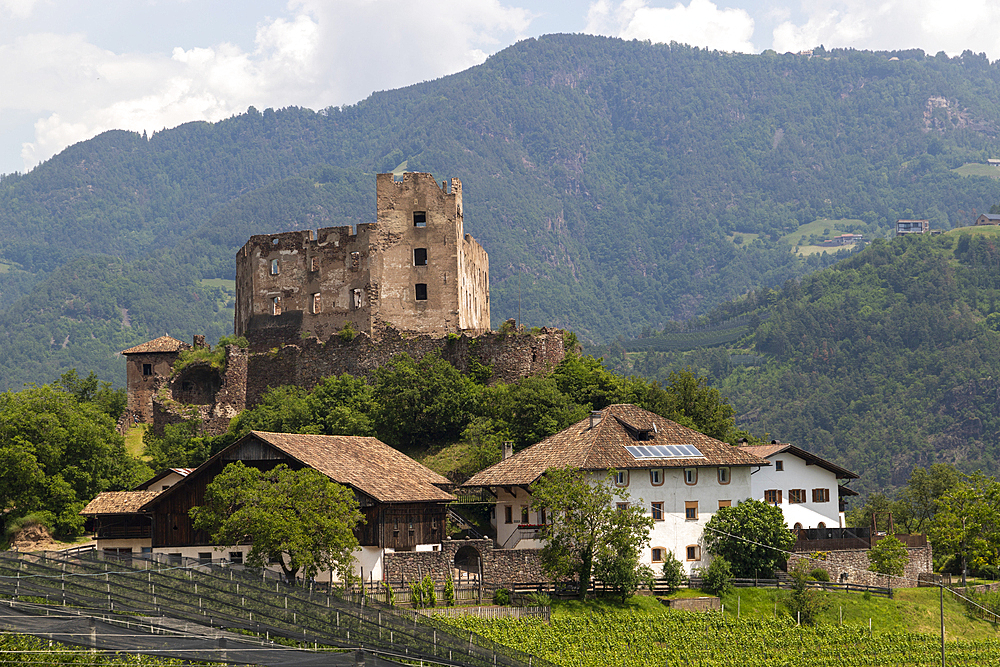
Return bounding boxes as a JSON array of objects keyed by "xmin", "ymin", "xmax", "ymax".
[{"xmin": 83, "ymin": 431, "xmax": 455, "ymax": 579}]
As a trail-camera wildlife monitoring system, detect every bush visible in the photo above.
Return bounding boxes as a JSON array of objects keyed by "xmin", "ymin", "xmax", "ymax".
[
  {"xmin": 787, "ymin": 561, "xmax": 828, "ymax": 625},
  {"xmin": 444, "ymin": 575, "xmax": 455, "ymax": 607},
  {"xmin": 810, "ymin": 568, "xmax": 831, "ymax": 582},
  {"xmin": 521, "ymin": 592, "xmax": 551, "ymax": 607},
  {"xmin": 338, "ymin": 322, "xmax": 357, "ymax": 342},
  {"xmin": 383, "ymin": 581, "xmax": 395, "ymax": 606},
  {"xmin": 699, "ymin": 556, "xmax": 733, "ymax": 596},
  {"xmin": 493, "ymin": 588, "xmax": 511, "ymax": 606},
  {"xmin": 662, "ymin": 552, "xmax": 687, "ymax": 592},
  {"xmin": 421, "ymin": 575, "xmax": 437, "ymax": 608},
  {"xmin": 409, "ymin": 581, "xmax": 425, "ymax": 608}
]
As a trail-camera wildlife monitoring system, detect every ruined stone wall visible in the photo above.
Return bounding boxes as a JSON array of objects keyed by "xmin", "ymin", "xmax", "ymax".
[
  {"xmin": 235, "ymin": 225, "xmax": 376, "ymax": 341},
  {"xmin": 152, "ymin": 346, "xmax": 249, "ymax": 436},
  {"xmin": 459, "ymin": 233, "xmax": 490, "ymax": 334},
  {"xmin": 788, "ymin": 543, "xmax": 933, "ymax": 588},
  {"xmin": 382, "ymin": 539, "xmax": 546, "ymax": 584},
  {"xmin": 244, "ymin": 327, "xmax": 566, "ymax": 408}
]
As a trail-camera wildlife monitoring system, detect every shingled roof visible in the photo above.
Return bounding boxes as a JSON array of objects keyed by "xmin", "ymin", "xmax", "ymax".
[
  {"xmin": 740, "ymin": 442, "xmax": 859, "ymax": 480},
  {"xmin": 120, "ymin": 335, "xmax": 190, "ymax": 355},
  {"xmin": 463, "ymin": 404, "xmax": 769, "ymax": 488},
  {"xmin": 224, "ymin": 431, "xmax": 455, "ymax": 504},
  {"xmin": 81, "ymin": 491, "xmax": 162, "ymax": 515}
]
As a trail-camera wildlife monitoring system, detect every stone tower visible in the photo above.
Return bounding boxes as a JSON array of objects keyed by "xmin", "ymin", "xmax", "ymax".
[{"xmin": 234, "ymin": 173, "xmax": 490, "ymax": 342}]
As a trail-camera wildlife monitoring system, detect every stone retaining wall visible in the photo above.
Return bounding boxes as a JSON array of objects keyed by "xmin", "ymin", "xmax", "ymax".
[
  {"xmin": 383, "ymin": 539, "xmax": 546, "ymax": 585},
  {"xmin": 788, "ymin": 543, "xmax": 933, "ymax": 587}
]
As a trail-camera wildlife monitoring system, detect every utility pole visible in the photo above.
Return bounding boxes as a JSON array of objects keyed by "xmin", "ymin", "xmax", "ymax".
[{"xmin": 940, "ymin": 583, "xmax": 945, "ymax": 667}]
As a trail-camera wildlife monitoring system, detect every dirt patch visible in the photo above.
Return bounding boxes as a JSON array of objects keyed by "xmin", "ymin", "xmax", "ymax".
[{"xmin": 10, "ymin": 524, "xmax": 93, "ymax": 552}]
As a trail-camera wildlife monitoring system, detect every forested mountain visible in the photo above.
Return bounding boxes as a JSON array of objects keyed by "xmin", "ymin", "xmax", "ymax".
[
  {"xmin": 6, "ymin": 35, "xmax": 1000, "ymax": 389},
  {"xmin": 599, "ymin": 228, "xmax": 1000, "ymax": 493}
]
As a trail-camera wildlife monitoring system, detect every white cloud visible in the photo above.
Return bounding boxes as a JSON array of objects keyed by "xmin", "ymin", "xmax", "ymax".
[
  {"xmin": 0, "ymin": 0, "xmax": 39, "ymax": 19},
  {"xmin": 585, "ymin": 0, "xmax": 756, "ymax": 53},
  {"xmin": 772, "ymin": 0, "xmax": 1000, "ymax": 57},
  {"xmin": 3, "ymin": 0, "xmax": 535, "ymax": 173}
]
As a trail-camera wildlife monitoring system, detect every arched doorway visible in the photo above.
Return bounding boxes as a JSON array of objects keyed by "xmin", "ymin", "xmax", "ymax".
[{"xmin": 454, "ymin": 545, "xmax": 482, "ymax": 583}]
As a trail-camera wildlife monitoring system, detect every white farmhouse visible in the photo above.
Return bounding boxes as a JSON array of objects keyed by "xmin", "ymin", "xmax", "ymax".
[
  {"xmin": 462, "ymin": 404, "xmax": 770, "ymax": 575},
  {"xmin": 739, "ymin": 441, "xmax": 859, "ymax": 529}
]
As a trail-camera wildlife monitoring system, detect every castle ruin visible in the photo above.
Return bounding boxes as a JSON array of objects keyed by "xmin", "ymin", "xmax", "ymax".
[{"xmin": 124, "ymin": 173, "xmax": 566, "ymax": 435}]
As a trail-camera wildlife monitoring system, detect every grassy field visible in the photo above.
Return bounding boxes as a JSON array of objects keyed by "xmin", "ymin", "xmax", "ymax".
[
  {"xmin": 444, "ymin": 587, "xmax": 1000, "ymax": 666},
  {"xmin": 953, "ymin": 163, "xmax": 1000, "ymax": 179},
  {"xmin": 780, "ymin": 218, "xmax": 866, "ymax": 256},
  {"xmin": 124, "ymin": 423, "xmax": 148, "ymax": 458},
  {"xmin": 947, "ymin": 224, "xmax": 1000, "ymax": 237}
]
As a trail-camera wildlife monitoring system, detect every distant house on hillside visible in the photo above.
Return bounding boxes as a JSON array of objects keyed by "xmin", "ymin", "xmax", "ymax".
[
  {"xmin": 896, "ymin": 219, "xmax": 930, "ymax": 236},
  {"xmin": 738, "ymin": 441, "xmax": 858, "ymax": 529},
  {"xmin": 819, "ymin": 233, "xmax": 864, "ymax": 247},
  {"xmin": 120, "ymin": 335, "xmax": 193, "ymax": 424},
  {"xmin": 462, "ymin": 404, "xmax": 770, "ymax": 575},
  {"xmin": 975, "ymin": 213, "xmax": 1000, "ymax": 226},
  {"xmin": 987, "ymin": 159, "xmax": 1000, "ymax": 167}
]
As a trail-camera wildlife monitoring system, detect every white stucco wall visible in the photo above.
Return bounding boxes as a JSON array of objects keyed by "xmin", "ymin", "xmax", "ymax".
[
  {"xmin": 492, "ymin": 465, "xmax": 756, "ymax": 575},
  {"xmin": 749, "ymin": 454, "xmax": 842, "ymax": 528}
]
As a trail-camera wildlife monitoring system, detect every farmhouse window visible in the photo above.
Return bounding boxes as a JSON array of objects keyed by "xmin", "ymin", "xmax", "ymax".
[
  {"xmin": 650, "ymin": 469, "xmax": 663, "ymax": 486},
  {"xmin": 521, "ymin": 506, "xmax": 529, "ymax": 524},
  {"xmin": 415, "ymin": 283, "xmax": 428, "ymax": 300},
  {"xmin": 812, "ymin": 488, "xmax": 830, "ymax": 503},
  {"xmin": 142, "ymin": 363, "xmax": 152, "ymax": 376},
  {"xmin": 686, "ymin": 545, "xmax": 701, "ymax": 561},
  {"xmin": 614, "ymin": 470, "xmax": 629, "ymax": 487},
  {"xmin": 414, "ymin": 248, "xmax": 428, "ymax": 266},
  {"xmin": 413, "ymin": 211, "xmax": 427, "ymax": 227},
  {"xmin": 685, "ymin": 501, "xmax": 698, "ymax": 521},
  {"xmin": 651, "ymin": 547, "xmax": 666, "ymax": 563},
  {"xmin": 789, "ymin": 489, "xmax": 807, "ymax": 504},
  {"xmin": 616, "ymin": 502, "xmax": 629, "ymax": 512},
  {"xmin": 504, "ymin": 506, "xmax": 513, "ymax": 524},
  {"xmin": 775, "ymin": 460, "xmax": 784, "ymax": 471},
  {"xmin": 229, "ymin": 552, "xmax": 243, "ymax": 565},
  {"xmin": 718, "ymin": 467, "xmax": 730, "ymax": 484},
  {"xmin": 764, "ymin": 489, "xmax": 782, "ymax": 504},
  {"xmin": 684, "ymin": 468, "xmax": 697, "ymax": 485},
  {"xmin": 718, "ymin": 500, "xmax": 732, "ymax": 509},
  {"xmin": 651, "ymin": 502, "xmax": 664, "ymax": 521},
  {"xmin": 197, "ymin": 553, "xmax": 212, "ymax": 564}
]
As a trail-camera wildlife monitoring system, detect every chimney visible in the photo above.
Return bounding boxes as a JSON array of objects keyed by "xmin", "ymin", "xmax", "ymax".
[
  {"xmin": 502, "ymin": 441, "xmax": 514, "ymax": 460},
  {"xmin": 590, "ymin": 410, "xmax": 603, "ymax": 430}
]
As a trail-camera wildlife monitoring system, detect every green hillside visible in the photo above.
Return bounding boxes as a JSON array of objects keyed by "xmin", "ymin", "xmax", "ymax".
[
  {"xmin": 7, "ymin": 37, "xmax": 1000, "ymax": 388},
  {"xmin": 603, "ymin": 231, "xmax": 1000, "ymax": 492}
]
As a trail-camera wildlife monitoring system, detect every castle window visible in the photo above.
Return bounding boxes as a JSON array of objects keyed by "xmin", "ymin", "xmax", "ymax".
[
  {"xmin": 415, "ymin": 283, "xmax": 428, "ymax": 300},
  {"xmin": 271, "ymin": 296, "xmax": 281, "ymax": 315},
  {"xmin": 312, "ymin": 293, "xmax": 321, "ymax": 314},
  {"xmin": 413, "ymin": 211, "xmax": 427, "ymax": 227},
  {"xmin": 142, "ymin": 363, "xmax": 152, "ymax": 376},
  {"xmin": 270, "ymin": 259, "xmax": 279, "ymax": 275},
  {"xmin": 310, "ymin": 257, "xmax": 319, "ymax": 272},
  {"xmin": 414, "ymin": 248, "xmax": 428, "ymax": 266}
]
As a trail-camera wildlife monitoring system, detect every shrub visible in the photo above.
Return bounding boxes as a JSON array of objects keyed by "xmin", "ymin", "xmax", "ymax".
[
  {"xmin": 409, "ymin": 582, "xmax": 424, "ymax": 608},
  {"xmin": 444, "ymin": 575, "xmax": 455, "ymax": 607},
  {"xmin": 699, "ymin": 556, "xmax": 733, "ymax": 597},
  {"xmin": 421, "ymin": 575, "xmax": 437, "ymax": 608},
  {"xmin": 810, "ymin": 568, "xmax": 831, "ymax": 582},
  {"xmin": 662, "ymin": 552, "xmax": 687, "ymax": 592},
  {"xmin": 521, "ymin": 592, "xmax": 551, "ymax": 607},
  {"xmin": 786, "ymin": 561, "xmax": 828, "ymax": 625},
  {"xmin": 338, "ymin": 322, "xmax": 357, "ymax": 342},
  {"xmin": 493, "ymin": 588, "xmax": 511, "ymax": 606},
  {"xmin": 383, "ymin": 581, "xmax": 395, "ymax": 606}
]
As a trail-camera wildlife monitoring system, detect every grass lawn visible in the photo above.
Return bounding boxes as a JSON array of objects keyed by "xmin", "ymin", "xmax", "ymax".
[
  {"xmin": 124, "ymin": 423, "xmax": 148, "ymax": 458},
  {"xmin": 410, "ymin": 440, "xmax": 471, "ymax": 479},
  {"xmin": 947, "ymin": 224, "xmax": 1000, "ymax": 237},
  {"xmin": 953, "ymin": 162, "xmax": 1000, "ymax": 178},
  {"xmin": 780, "ymin": 218, "xmax": 865, "ymax": 255}
]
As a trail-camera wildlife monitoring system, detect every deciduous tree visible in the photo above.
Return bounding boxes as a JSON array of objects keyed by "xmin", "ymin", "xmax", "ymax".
[
  {"xmin": 190, "ymin": 462, "xmax": 363, "ymax": 584},
  {"xmin": 704, "ymin": 499, "xmax": 795, "ymax": 577}
]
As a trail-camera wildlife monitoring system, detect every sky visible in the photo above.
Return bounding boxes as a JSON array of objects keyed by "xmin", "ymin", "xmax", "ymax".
[{"xmin": 3, "ymin": 0, "xmax": 1000, "ymax": 176}]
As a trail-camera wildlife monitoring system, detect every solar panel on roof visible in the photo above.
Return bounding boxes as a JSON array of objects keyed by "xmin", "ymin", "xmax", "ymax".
[{"xmin": 624, "ymin": 444, "xmax": 703, "ymax": 460}]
